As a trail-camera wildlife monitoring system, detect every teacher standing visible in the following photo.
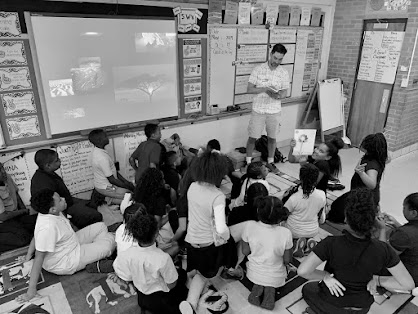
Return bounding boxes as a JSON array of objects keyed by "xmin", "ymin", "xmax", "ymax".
[{"xmin": 245, "ymin": 43, "xmax": 290, "ymax": 174}]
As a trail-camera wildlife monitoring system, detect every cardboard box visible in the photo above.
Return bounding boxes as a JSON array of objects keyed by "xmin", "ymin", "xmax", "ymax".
[{"xmin": 227, "ymin": 150, "xmax": 262, "ymax": 170}]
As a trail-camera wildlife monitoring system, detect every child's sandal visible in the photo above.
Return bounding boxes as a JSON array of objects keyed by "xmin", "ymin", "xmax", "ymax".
[{"xmin": 293, "ymin": 237, "xmax": 307, "ymax": 258}]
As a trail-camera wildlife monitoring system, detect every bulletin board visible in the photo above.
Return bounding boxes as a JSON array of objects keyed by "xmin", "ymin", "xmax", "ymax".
[{"xmin": 208, "ymin": 25, "xmax": 323, "ymax": 111}]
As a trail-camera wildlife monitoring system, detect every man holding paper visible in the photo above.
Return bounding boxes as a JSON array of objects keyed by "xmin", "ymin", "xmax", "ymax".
[{"xmin": 245, "ymin": 43, "xmax": 290, "ymax": 174}]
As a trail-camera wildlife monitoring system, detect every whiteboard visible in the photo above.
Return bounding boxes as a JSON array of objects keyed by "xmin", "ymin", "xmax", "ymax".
[
  {"xmin": 28, "ymin": 15, "xmax": 179, "ymax": 135},
  {"xmin": 208, "ymin": 27, "xmax": 237, "ymax": 108},
  {"xmin": 318, "ymin": 78, "xmax": 343, "ymax": 132}
]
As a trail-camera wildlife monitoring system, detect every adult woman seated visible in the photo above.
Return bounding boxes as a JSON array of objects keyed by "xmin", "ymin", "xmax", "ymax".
[{"xmin": 297, "ymin": 188, "xmax": 414, "ymax": 314}]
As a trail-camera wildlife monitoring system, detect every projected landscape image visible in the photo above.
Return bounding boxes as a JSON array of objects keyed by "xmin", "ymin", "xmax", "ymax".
[
  {"xmin": 49, "ymin": 79, "xmax": 74, "ymax": 97},
  {"xmin": 71, "ymin": 57, "xmax": 106, "ymax": 94},
  {"xmin": 113, "ymin": 64, "xmax": 177, "ymax": 106},
  {"xmin": 135, "ymin": 32, "xmax": 176, "ymax": 53}
]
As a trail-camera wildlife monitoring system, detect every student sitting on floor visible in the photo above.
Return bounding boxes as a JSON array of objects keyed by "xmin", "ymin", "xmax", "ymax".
[
  {"xmin": 0, "ymin": 162, "xmax": 37, "ymax": 254},
  {"xmin": 242, "ymin": 196, "xmax": 293, "ymax": 310},
  {"xmin": 134, "ymin": 168, "xmax": 179, "ymax": 258},
  {"xmin": 230, "ymin": 161, "xmax": 270, "ymax": 209},
  {"xmin": 288, "ymin": 137, "xmax": 344, "ymax": 193},
  {"xmin": 129, "ymin": 123, "xmax": 166, "ymax": 185},
  {"xmin": 297, "ymin": 188, "xmax": 414, "ymax": 314},
  {"xmin": 86, "ymin": 202, "xmax": 148, "ymax": 274},
  {"xmin": 31, "ymin": 149, "xmax": 102, "ymax": 229},
  {"xmin": 284, "ymin": 164, "xmax": 326, "ymax": 258},
  {"xmin": 377, "ymin": 193, "xmax": 418, "ymax": 287},
  {"xmin": 162, "ymin": 151, "xmax": 182, "ymax": 193},
  {"xmin": 16, "ymin": 189, "xmax": 115, "ymax": 303},
  {"xmin": 112, "ymin": 213, "xmax": 188, "ymax": 314},
  {"xmin": 89, "ymin": 129, "xmax": 134, "ymax": 205}
]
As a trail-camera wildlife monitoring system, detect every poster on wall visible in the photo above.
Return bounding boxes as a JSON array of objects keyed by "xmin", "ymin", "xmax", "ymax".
[
  {"xmin": 184, "ymin": 77, "xmax": 201, "ymax": 96},
  {"xmin": 6, "ymin": 115, "xmax": 41, "ymax": 140},
  {"xmin": 0, "ymin": 12, "xmax": 22, "ymax": 38},
  {"xmin": 1, "ymin": 91, "xmax": 36, "ymax": 116},
  {"xmin": 183, "ymin": 58, "xmax": 202, "ymax": 77},
  {"xmin": 183, "ymin": 39, "xmax": 202, "ymax": 58},
  {"xmin": 184, "ymin": 95, "xmax": 202, "ymax": 114},
  {"xmin": 0, "ymin": 41, "xmax": 26, "ymax": 66},
  {"xmin": 357, "ymin": 31, "xmax": 404, "ymax": 84},
  {"xmin": 57, "ymin": 141, "xmax": 95, "ymax": 194},
  {"xmin": 0, "ymin": 67, "xmax": 32, "ymax": 92},
  {"xmin": 0, "ymin": 152, "xmax": 31, "ymax": 205}
]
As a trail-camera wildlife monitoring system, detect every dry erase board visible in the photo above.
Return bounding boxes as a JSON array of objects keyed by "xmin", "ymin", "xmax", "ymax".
[{"xmin": 318, "ymin": 78, "xmax": 343, "ymax": 132}]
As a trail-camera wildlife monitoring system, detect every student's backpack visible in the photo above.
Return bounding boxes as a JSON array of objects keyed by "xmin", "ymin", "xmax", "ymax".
[{"xmin": 255, "ymin": 135, "xmax": 286, "ymax": 163}]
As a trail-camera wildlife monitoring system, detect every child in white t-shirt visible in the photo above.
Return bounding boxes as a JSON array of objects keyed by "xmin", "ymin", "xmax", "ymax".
[
  {"xmin": 284, "ymin": 164, "xmax": 326, "ymax": 257},
  {"xmin": 242, "ymin": 196, "xmax": 292, "ymax": 310},
  {"xmin": 115, "ymin": 203, "xmax": 146, "ymax": 253},
  {"xmin": 16, "ymin": 189, "xmax": 115, "ymax": 303},
  {"xmin": 112, "ymin": 213, "xmax": 188, "ymax": 313},
  {"xmin": 232, "ymin": 161, "xmax": 270, "ymax": 209}
]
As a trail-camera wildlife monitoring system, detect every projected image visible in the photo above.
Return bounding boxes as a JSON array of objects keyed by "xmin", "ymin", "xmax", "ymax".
[
  {"xmin": 70, "ymin": 57, "xmax": 106, "ymax": 94},
  {"xmin": 135, "ymin": 33, "xmax": 176, "ymax": 53},
  {"xmin": 49, "ymin": 79, "xmax": 74, "ymax": 97},
  {"xmin": 114, "ymin": 65, "xmax": 176, "ymax": 104}
]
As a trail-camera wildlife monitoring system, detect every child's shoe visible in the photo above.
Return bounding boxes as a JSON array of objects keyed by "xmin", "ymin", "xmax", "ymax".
[
  {"xmin": 293, "ymin": 237, "xmax": 307, "ymax": 258},
  {"xmin": 260, "ymin": 286, "xmax": 276, "ymax": 310},
  {"xmin": 179, "ymin": 301, "xmax": 196, "ymax": 314},
  {"xmin": 86, "ymin": 259, "xmax": 114, "ymax": 273},
  {"xmin": 304, "ymin": 238, "xmax": 318, "ymax": 255},
  {"xmin": 221, "ymin": 265, "xmax": 244, "ymax": 280},
  {"xmin": 248, "ymin": 284, "xmax": 264, "ymax": 306}
]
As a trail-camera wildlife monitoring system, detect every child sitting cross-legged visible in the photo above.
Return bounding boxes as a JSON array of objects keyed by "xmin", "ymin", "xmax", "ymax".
[
  {"xmin": 284, "ymin": 164, "xmax": 326, "ymax": 258},
  {"xmin": 16, "ymin": 189, "xmax": 115, "ymax": 303},
  {"xmin": 242, "ymin": 196, "xmax": 293, "ymax": 311},
  {"xmin": 112, "ymin": 212, "xmax": 188, "ymax": 314}
]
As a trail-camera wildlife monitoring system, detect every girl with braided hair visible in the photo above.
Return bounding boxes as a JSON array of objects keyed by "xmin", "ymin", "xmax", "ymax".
[
  {"xmin": 284, "ymin": 164, "xmax": 327, "ymax": 257},
  {"xmin": 328, "ymin": 133, "xmax": 388, "ymax": 224}
]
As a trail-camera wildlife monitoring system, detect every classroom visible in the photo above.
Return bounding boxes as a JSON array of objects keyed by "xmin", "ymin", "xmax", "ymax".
[{"xmin": 0, "ymin": 0, "xmax": 418, "ymax": 313}]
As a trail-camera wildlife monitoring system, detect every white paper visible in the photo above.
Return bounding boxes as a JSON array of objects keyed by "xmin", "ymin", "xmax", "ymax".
[
  {"xmin": 293, "ymin": 129, "xmax": 317, "ymax": 155},
  {"xmin": 123, "ymin": 131, "xmax": 147, "ymax": 182}
]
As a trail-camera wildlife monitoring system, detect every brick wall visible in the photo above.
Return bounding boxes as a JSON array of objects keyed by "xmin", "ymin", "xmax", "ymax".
[{"xmin": 327, "ymin": 0, "xmax": 418, "ymax": 152}]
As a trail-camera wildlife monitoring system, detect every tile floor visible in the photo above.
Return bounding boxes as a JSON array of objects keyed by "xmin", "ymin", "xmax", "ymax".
[{"xmin": 212, "ymin": 146, "xmax": 418, "ymax": 314}]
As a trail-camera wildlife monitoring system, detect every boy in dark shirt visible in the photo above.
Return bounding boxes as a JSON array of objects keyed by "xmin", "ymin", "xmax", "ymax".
[
  {"xmin": 31, "ymin": 149, "xmax": 102, "ymax": 229},
  {"xmin": 129, "ymin": 124, "xmax": 166, "ymax": 184}
]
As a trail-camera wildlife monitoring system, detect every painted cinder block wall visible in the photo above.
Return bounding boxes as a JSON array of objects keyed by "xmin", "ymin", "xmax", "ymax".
[{"xmin": 327, "ymin": 0, "xmax": 418, "ymax": 153}]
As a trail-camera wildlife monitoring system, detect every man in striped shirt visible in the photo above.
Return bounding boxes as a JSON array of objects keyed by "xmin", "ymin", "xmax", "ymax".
[{"xmin": 245, "ymin": 44, "xmax": 290, "ymax": 174}]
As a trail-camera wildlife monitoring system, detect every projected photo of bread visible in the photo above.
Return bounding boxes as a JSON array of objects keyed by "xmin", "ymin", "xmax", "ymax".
[
  {"xmin": 135, "ymin": 33, "xmax": 176, "ymax": 53},
  {"xmin": 113, "ymin": 65, "xmax": 175, "ymax": 105},
  {"xmin": 49, "ymin": 79, "xmax": 74, "ymax": 97},
  {"xmin": 71, "ymin": 57, "xmax": 105, "ymax": 94}
]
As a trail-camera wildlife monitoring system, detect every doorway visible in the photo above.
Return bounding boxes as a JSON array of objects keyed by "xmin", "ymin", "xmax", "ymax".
[{"xmin": 347, "ymin": 19, "xmax": 407, "ymax": 147}]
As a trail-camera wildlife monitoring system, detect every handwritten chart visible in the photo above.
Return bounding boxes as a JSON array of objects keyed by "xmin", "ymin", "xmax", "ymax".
[
  {"xmin": 237, "ymin": 45, "xmax": 267, "ymax": 63},
  {"xmin": 357, "ymin": 31, "xmax": 404, "ymax": 84},
  {"xmin": 238, "ymin": 28, "xmax": 269, "ymax": 44}
]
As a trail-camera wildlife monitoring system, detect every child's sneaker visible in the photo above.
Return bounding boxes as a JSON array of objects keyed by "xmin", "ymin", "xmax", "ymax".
[
  {"xmin": 304, "ymin": 238, "xmax": 318, "ymax": 255},
  {"xmin": 293, "ymin": 237, "xmax": 307, "ymax": 258},
  {"xmin": 260, "ymin": 286, "xmax": 276, "ymax": 310},
  {"xmin": 248, "ymin": 284, "xmax": 264, "ymax": 306},
  {"xmin": 86, "ymin": 259, "xmax": 114, "ymax": 273},
  {"xmin": 221, "ymin": 265, "xmax": 244, "ymax": 280},
  {"xmin": 179, "ymin": 301, "xmax": 196, "ymax": 314}
]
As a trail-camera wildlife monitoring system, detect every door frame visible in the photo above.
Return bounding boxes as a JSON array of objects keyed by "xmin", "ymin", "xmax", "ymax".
[{"xmin": 347, "ymin": 18, "xmax": 408, "ymax": 145}]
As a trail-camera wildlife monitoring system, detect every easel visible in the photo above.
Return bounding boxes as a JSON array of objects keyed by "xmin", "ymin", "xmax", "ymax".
[{"xmin": 299, "ymin": 79, "xmax": 345, "ymax": 142}]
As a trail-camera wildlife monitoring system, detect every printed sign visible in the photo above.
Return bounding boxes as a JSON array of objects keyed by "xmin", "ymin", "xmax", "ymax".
[
  {"xmin": 184, "ymin": 77, "xmax": 201, "ymax": 96},
  {"xmin": 0, "ymin": 12, "xmax": 21, "ymax": 38},
  {"xmin": 1, "ymin": 91, "xmax": 36, "ymax": 116},
  {"xmin": 183, "ymin": 58, "xmax": 202, "ymax": 77},
  {"xmin": 184, "ymin": 95, "xmax": 202, "ymax": 114},
  {"xmin": 183, "ymin": 39, "xmax": 201, "ymax": 58},
  {"xmin": 123, "ymin": 131, "xmax": 147, "ymax": 182},
  {"xmin": 0, "ymin": 41, "xmax": 26, "ymax": 66},
  {"xmin": 0, "ymin": 67, "xmax": 32, "ymax": 91},
  {"xmin": 6, "ymin": 115, "xmax": 41, "ymax": 140},
  {"xmin": 178, "ymin": 9, "xmax": 197, "ymax": 25}
]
